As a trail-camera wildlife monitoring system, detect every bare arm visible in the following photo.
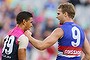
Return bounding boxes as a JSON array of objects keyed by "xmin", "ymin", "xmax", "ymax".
[
  {"xmin": 25, "ymin": 28, "xmax": 63, "ymax": 50},
  {"xmin": 18, "ymin": 49, "xmax": 26, "ymax": 60},
  {"xmin": 18, "ymin": 34, "xmax": 29, "ymax": 60},
  {"xmin": 82, "ymin": 36, "xmax": 90, "ymax": 60}
]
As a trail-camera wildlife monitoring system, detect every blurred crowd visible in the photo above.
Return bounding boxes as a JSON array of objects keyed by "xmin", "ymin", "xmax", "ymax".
[{"xmin": 0, "ymin": 0, "xmax": 90, "ymax": 60}]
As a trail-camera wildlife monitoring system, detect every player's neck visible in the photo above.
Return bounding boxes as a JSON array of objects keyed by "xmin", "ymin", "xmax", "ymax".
[
  {"xmin": 17, "ymin": 24, "xmax": 25, "ymax": 31},
  {"xmin": 64, "ymin": 17, "xmax": 73, "ymax": 23}
]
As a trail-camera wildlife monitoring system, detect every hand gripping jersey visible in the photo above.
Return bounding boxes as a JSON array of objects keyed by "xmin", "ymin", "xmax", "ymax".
[
  {"xmin": 2, "ymin": 26, "xmax": 28, "ymax": 60},
  {"xmin": 56, "ymin": 22, "xmax": 85, "ymax": 60}
]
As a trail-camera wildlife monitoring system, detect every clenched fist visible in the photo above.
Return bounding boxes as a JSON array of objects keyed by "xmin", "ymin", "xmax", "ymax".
[{"xmin": 24, "ymin": 30, "xmax": 32, "ymax": 38}]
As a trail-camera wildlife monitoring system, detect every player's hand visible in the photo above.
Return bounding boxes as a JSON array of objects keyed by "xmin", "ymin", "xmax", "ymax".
[{"xmin": 24, "ymin": 30, "xmax": 32, "ymax": 38}]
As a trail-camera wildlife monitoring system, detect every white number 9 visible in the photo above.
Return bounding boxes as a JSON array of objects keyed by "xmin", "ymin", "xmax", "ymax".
[{"xmin": 71, "ymin": 26, "xmax": 80, "ymax": 47}]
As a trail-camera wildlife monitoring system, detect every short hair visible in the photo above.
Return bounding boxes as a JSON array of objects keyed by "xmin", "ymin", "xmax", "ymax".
[
  {"xmin": 58, "ymin": 3, "xmax": 75, "ymax": 19},
  {"xmin": 16, "ymin": 11, "xmax": 33, "ymax": 24}
]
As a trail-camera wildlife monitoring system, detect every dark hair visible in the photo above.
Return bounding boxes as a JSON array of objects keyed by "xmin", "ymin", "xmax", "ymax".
[
  {"xmin": 58, "ymin": 3, "xmax": 75, "ymax": 19},
  {"xmin": 16, "ymin": 11, "xmax": 33, "ymax": 24}
]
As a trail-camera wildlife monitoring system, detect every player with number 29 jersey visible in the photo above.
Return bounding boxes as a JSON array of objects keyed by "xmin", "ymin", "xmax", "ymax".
[
  {"xmin": 57, "ymin": 22, "xmax": 85, "ymax": 60},
  {"xmin": 2, "ymin": 26, "xmax": 29, "ymax": 60}
]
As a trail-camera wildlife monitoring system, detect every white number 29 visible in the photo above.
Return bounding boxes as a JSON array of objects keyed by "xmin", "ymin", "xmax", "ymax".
[
  {"xmin": 71, "ymin": 26, "xmax": 80, "ymax": 47},
  {"xmin": 2, "ymin": 35, "xmax": 15, "ymax": 55}
]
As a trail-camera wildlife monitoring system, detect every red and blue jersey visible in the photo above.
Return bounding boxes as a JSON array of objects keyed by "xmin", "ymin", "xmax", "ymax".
[{"xmin": 56, "ymin": 22, "xmax": 85, "ymax": 60}]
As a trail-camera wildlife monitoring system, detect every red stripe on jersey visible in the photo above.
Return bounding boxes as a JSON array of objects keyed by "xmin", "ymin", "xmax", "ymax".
[{"xmin": 58, "ymin": 46, "xmax": 82, "ymax": 56}]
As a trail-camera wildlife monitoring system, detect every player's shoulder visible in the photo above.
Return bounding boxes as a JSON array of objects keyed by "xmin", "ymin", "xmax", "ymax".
[
  {"xmin": 54, "ymin": 28, "xmax": 63, "ymax": 32},
  {"xmin": 20, "ymin": 34, "xmax": 27, "ymax": 37},
  {"xmin": 53, "ymin": 28, "xmax": 64, "ymax": 36},
  {"xmin": 18, "ymin": 34, "xmax": 29, "ymax": 49},
  {"xmin": 18, "ymin": 34, "xmax": 28, "ymax": 41}
]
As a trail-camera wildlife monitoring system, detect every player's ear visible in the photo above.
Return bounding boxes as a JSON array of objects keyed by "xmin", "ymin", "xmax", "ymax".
[
  {"xmin": 64, "ymin": 12, "xmax": 68, "ymax": 17},
  {"xmin": 22, "ymin": 19, "xmax": 26, "ymax": 25}
]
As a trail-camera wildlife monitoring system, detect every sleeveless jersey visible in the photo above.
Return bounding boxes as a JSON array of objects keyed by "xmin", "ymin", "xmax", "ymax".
[
  {"xmin": 2, "ymin": 26, "xmax": 24, "ymax": 60},
  {"xmin": 56, "ymin": 22, "xmax": 85, "ymax": 60}
]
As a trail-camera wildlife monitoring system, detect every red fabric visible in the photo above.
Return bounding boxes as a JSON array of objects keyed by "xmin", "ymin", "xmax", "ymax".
[
  {"xmin": 47, "ymin": 46, "xmax": 56, "ymax": 55},
  {"xmin": 58, "ymin": 46, "xmax": 82, "ymax": 51}
]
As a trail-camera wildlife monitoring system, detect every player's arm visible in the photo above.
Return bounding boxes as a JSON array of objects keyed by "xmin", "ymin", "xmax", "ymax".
[
  {"xmin": 82, "ymin": 36, "xmax": 90, "ymax": 60},
  {"xmin": 18, "ymin": 49, "xmax": 26, "ymax": 60},
  {"xmin": 25, "ymin": 28, "xmax": 63, "ymax": 50},
  {"xmin": 18, "ymin": 35, "xmax": 29, "ymax": 60}
]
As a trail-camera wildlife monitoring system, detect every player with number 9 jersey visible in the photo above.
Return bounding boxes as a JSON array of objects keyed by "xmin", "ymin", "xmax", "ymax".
[
  {"xmin": 24, "ymin": 3, "xmax": 90, "ymax": 60},
  {"xmin": 57, "ymin": 22, "xmax": 85, "ymax": 60}
]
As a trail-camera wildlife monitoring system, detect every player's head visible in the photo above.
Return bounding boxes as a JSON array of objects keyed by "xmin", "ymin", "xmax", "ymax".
[
  {"xmin": 57, "ymin": 3, "xmax": 75, "ymax": 24},
  {"xmin": 16, "ymin": 11, "xmax": 33, "ymax": 31}
]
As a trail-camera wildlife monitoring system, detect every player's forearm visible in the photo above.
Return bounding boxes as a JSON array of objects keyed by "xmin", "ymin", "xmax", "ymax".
[
  {"xmin": 29, "ymin": 36, "xmax": 45, "ymax": 50},
  {"xmin": 82, "ymin": 57, "xmax": 90, "ymax": 60},
  {"xmin": 82, "ymin": 54, "xmax": 90, "ymax": 60}
]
